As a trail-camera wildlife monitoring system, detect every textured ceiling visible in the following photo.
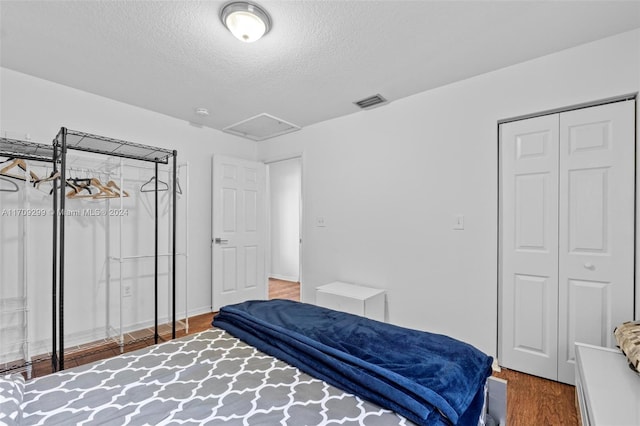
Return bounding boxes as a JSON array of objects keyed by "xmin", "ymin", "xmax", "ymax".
[{"xmin": 1, "ymin": 1, "xmax": 639, "ymax": 139}]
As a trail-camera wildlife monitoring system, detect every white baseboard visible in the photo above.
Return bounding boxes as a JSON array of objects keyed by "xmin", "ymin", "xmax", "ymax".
[{"xmin": 189, "ymin": 305, "xmax": 215, "ymax": 316}]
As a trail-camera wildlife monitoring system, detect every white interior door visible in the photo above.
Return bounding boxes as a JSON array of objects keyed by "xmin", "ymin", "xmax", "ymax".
[
  {"xmin": 500, "ymin": 114, "xmax": 560, "ymax": 380},
  {"xmin": 557, "ymin": 100, "xmax": 635, "ymax": 384},
  {"xmin": 212, "ymin": 155, "xmax": 267, "ymax": 311}
]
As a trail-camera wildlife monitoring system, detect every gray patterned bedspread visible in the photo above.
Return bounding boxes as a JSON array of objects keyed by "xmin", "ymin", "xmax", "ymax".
[{"xmin": 20, "ymin": 328, "xmax": 413, "ymax": 425}]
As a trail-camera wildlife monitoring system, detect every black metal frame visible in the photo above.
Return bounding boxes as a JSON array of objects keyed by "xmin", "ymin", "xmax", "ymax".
[
  {"xmin": 0, "ymin": 137, "xmax": 55, "ymax": 162},
  {"xmin": 53, "ymin": 128, "xmax": 177, "ymax": 371}
]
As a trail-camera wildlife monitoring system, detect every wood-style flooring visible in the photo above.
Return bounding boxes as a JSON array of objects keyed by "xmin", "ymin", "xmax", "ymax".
[
  {"xmin": 268, "ymin": 277, "xmax": 301, "ymax": 301},
  {"xmin": 16, "ymin": 278, "xmax": 577, "ymax": 425},
  {"xmin": 493, "ymin": 368, "xmax": 578, "ymax": 425}
]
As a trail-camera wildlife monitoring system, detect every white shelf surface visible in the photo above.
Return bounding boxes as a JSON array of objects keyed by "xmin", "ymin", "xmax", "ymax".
[
  {"xmin": 575, "ymin": 343, "xmax": 640, "ymax": 426},
  {"xmin": 316, "ymin": 281, "xmax": 385, "ymax": 300}
]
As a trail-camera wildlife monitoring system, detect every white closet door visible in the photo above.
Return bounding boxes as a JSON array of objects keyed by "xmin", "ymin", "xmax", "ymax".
[
  {"xmin": 557, "ymin": 100, "xmax": 635, "ymax": 384},
  {"xmin": 500, "ymin": 114, "xmax": 560, "ymax": 380}
]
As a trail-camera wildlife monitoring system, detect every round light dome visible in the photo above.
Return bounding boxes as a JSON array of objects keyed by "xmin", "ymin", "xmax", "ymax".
[{"xmin": 220, "ymin": 2, "xmax": 272, "ymax": 43}]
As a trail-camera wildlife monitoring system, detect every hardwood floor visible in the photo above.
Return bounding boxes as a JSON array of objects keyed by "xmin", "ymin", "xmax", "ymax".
[
  {"xmin": 17, "ymin": 279, "xmax": 578, "ymax": 425},
  {"xmin": 493, "ymin": 368, "xmax": 578, "ymax": 425},
  {"xmin": 268, "ymin": 277, "xmax": 301, "ymax": 301}
]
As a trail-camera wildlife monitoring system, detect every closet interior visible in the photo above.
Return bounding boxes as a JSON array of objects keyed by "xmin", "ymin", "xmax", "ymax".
[{"xmin": 0, "ymin": 128, "xmax": 186, "ymax": 376}]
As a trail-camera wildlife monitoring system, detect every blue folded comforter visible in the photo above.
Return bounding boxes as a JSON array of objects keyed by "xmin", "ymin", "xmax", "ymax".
[{"xmin": 213, "ymin": 300, "xmax": 492, "ymax": 426}]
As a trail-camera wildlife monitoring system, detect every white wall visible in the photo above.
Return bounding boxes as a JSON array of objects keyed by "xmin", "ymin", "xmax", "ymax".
[
  {"xmin": 257, "ymin": 29, "xmax": 640, "ymax": 356},
  {"xmin": 2, "ymin": 28, "xmax": 639, "ymax": 360},
  {"xmin": 268, "ymin": 158, "xmax": 301, "ymax": 282},
  {"xmin": 0, "ymin": 68, "xmax": 256, "ymax": 353}
]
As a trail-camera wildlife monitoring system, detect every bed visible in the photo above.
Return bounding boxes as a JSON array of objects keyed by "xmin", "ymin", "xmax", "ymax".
[{"xmin": 1, "ymin": 300, "xmax": 499, "ymax": 426}]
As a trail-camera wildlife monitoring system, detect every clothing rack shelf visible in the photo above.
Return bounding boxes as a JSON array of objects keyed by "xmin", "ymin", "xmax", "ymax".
[
  {"xmin": 0, "ymin": 137, "xmax": 55, "ymax": 163},
  {"xmin": 53, "ymin": 127, "xmax": 178, "ymax": 371},
  {"xmin": 60, "ymin": 130, "xmax": 173, "ymax": 164}
]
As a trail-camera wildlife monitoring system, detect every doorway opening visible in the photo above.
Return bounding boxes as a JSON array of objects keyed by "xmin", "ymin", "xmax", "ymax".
[{"xmin": 266, "ymin": 157, "xmax": 302, "ymax": 302}]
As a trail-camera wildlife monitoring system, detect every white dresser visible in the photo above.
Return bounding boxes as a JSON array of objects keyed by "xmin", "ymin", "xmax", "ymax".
[
  {"xmin": 575, "ymin": 343, "xmax": 640, "ymax": 426},
  {"xmin": 315, "ymin": 281, "xmax": 385, "ymax": 322}
]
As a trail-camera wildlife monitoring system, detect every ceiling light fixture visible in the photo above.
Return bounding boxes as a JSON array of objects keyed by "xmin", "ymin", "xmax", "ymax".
[{"xmin": 220, "ymin": 1, "xmax": 272, "ymax": 43}]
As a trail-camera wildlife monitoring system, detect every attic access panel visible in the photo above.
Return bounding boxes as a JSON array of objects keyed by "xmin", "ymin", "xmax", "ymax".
[
  {"xmin": 56, "ymin": 129, "xmax": 173, "ymax": 164},
  {"xmin": 223, "ymin": 113, "xmax": 301, "ymax": 141}
]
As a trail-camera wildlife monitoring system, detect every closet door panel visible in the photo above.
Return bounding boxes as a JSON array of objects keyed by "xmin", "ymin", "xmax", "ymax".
[
  {"xmin": 513, "ymin": 274, "xmax": 553, "ymax": 355},
  {"xmin": 500, "ymin": 114, "xmax": 559, "ymax": 381},
  {"xmin": 567, "ymin": 168, "xmax": 608, "ymax": 253},
  {"xmin": 515, "ymin": 173, "xmax": 549, "ymax": 251},
  {"xmin": 557, "ymin": 100, "xmax": 635, "ymax": 384},
  {"xmin": 567, "ymin": 278, "xmax": 612, "ymax": 348}
]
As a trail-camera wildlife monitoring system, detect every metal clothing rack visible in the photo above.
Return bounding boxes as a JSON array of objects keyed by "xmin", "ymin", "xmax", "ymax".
[
  {"xmin": 0, "ymin": 137, "xmax": 55, "ymax": 162},
  {"xmin": 0, "ymin": 137, "xmax": 55, "ymax": 376},
  {"xmin": 108, "ymin": 161, "xmax": 190, "ymax": 341},
  {"xmin": 53, "ymin": 128, "xmax": 178, "ymax": 371}
]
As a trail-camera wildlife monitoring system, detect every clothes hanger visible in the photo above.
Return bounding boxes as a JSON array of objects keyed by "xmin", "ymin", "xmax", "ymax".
[
  {"xmin": 1, "ymin": 158, "xmax": 40, "ymax": 181},
  {"xmin": 67, "ymin": 178, "xmax": 101, "ymax": 199},
  {"xmin": 71, "ymin": 177, "xmax": 92, "ymax": 187},
  {"xmin": 34, "ymin": 170, "xmax": 60, "ymax": 189},
  {"xmin": 65, "ymin": 174, "xmax": 92, "ymax": 198},
  {"xmin": 105, "ymin": 180, "xmax": 129, "ymax": 198},
  {"xmin": 89, "ymin": 177, "xmax": 119, "ymax": 199},
  {"xmin": 140, "ymin": 176, "xmax": 168, "ymax": 193},
  {"xmin": 0, "ymin": 158, "xmax": 25, "ymax": 175},
  {"xmin": 65, "ymin": 175, "xmax": 125, "ymax": 200},
  {"xmin": 49, "ymin": 178, "xmax": 81, "ymax": 196},
  {"xmin": 0, "ymin": 176, "xmax": 19, "ymax": 192},
  {"xmin": 0, "ymin": 158, "xmax": 40, "ymax": 182}
]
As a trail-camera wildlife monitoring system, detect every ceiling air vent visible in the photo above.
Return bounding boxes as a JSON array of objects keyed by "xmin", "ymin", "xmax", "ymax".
[{"xmin": 354, "ymin": 94, "xmax": 388, "ymax": 110}]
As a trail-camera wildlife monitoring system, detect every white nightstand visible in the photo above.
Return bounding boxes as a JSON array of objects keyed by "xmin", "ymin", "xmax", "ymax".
[
  {"xmin": 315, "ymin": 281, "xmax": 386, "ymax": 322},
  {"xmin": 575, "ymin": 343, "xmax": 640, "ymax": 426}
]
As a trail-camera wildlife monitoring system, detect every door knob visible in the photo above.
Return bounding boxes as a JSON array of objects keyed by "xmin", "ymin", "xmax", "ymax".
[
  {"xmin": 584, "ymin": 262, "xmax": 595, "ymax": 270},
  {"xmin": 214, "ymin": 237, "xmax": 229, "ymax": 244}
]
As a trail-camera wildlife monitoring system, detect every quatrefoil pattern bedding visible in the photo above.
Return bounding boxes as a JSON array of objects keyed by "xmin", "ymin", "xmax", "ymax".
[
  {"xmin": 19, "ymin": 329, "xmax": 412, "ymax": 425},
  {"xmin": 0, "ymin": 373, "xmax": 25, "ymax": 425}
]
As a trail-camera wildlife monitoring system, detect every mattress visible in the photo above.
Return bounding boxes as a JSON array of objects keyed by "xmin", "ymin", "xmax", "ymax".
[{"xmin": 18, "ymin": 328, "xmax": 413, "ymax": 425}]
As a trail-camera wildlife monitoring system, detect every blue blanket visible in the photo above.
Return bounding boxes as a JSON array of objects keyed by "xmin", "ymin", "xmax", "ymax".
[{"xmin": 213, "ymin": 300, "xmax": 492, "ymax": 426}]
